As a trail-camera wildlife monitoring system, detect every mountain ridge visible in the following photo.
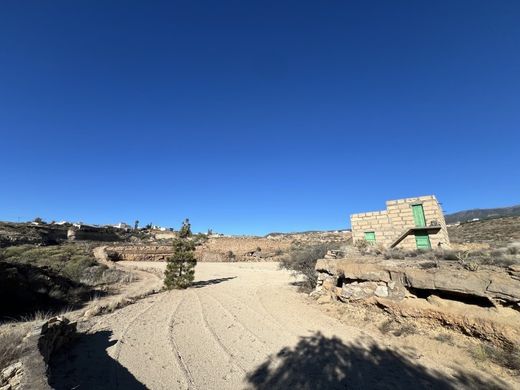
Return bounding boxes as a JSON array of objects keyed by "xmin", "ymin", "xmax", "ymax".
[{"xmin": 445, "ymin": 204, "xmax": 520, "ymax": 224}]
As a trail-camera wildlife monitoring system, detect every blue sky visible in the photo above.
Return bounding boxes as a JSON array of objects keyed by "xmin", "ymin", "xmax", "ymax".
[{"xmin": 1, "ymin": 1, "xmax": 519, "ymax": 235}]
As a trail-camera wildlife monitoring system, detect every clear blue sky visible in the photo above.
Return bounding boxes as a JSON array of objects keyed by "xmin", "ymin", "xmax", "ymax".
[{"xmin": 1, "ymin": 1, "xmax": 519, "ymax": 235}]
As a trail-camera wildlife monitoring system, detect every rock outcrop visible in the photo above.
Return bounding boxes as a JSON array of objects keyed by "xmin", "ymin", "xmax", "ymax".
[
  {"xmin": 315, "ymin": 258, "xmax": 520, "ymax": 346},
  {"xmin": 0, "ymin": 316, "xmax": 78, "ymax": 390},
  {"xmin": 315, "ymin": 258, "xmax": 520, "ymax": 305},
  {"xmin": 1, "ymin": 362, "xmax": 23, "ymax": 390},
  {"xmin": 0, "ymin": 223, "xmax": 68, "ymax": 248}
]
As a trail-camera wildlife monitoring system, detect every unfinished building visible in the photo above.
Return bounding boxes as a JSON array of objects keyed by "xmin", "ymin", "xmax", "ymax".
[{"xmin": 350, "ymin": 195, "xmax": 450, "ymax": 250}]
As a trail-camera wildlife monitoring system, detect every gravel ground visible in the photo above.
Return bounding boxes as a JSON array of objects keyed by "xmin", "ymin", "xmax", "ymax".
[{"xmin": 49, "ymin": 262, "xmax": 515, "ymax": 390}]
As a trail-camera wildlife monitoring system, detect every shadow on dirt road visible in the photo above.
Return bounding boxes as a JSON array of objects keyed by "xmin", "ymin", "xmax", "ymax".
[
  {"xmin": 191, "ymin": 276, "xmax": 237, "ymax": 288},
  {"xmin": 50, "ymin": 330, "xmax": 146, "ymax": 390},
  {"xmin": 246, "ymin": 331, "xmax": 509, "ymax": 390}
]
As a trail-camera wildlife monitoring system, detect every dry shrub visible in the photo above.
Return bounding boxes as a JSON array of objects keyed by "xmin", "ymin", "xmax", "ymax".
[
  {"xmin": 472, "ymin": 343, "xmax": 520, "ymax": 373},
  {"xmin": 383, "ymin": 248, "xmax": 405, "ymax": 260},
  {"xmin": 354, "ymin": 240, "xmax": 384, "ymax": 256},
  {"xmin": 19, "ymin": 310, "xmax": 55, "ymax": 323},
  {"xmin": 279, "ymin": 244, "xmax": 333, "ymax": 292},
  {"xmin": 80, "ymin": 266, "xmax": 134, "ymax": 286},
  {"xmin": 434, "ymin": 333, "xmax": 454, "ymax": 345},
  {"xmin": 506, "ymin": 242, "xmax": 520, "ymax": 255},
  {"xmin": 0, "ymin": 329, "xmax": 25, "ymax": 369},
  {"xmin": 463, "ymin": 261, "xmax": 480, "ymax": 272},
  {"xmin": 378, "ymin": 319, "xmax": 394, "ymax": 334},
  {"xmin": 438, "ymin": 250, "xmax": 459, "ymax": 260},
  {"xmin": 378, "ymin": 319, "xmax": 417, "ymax": 337},
  {"xmin": 354, "ymin": 240, "xmax": 369, "ymax": 253}
]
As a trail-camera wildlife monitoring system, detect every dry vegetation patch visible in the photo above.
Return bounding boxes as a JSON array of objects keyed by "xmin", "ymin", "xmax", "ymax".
[
  {"xmin": 0, "ymin": 244, "xmax": 133, "ymax": 321},
  {"xmin": 448, "ymin": 216, "xmax": 520, "ymax": 247},
  {"xmin": 0, "ymin": 328, "xmax": 25, "ymax": 370}
]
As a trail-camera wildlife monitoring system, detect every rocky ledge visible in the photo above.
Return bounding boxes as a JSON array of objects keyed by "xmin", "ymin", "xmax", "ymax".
[
  {"xmin": 315, "ymin": 258, "xmax": 520, "ymax": 305},
  {"xmin": 315, "ymin": 258, "xmax": 520, "ymax": 345}
]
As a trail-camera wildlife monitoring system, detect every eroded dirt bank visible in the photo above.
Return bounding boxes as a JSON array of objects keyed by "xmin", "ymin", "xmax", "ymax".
[{"xmin": 50, "ymin": 262, "xmax": 517, "ymax": 389}]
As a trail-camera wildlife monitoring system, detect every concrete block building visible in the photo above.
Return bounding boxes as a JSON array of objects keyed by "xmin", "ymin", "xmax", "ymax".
[{"xmin": 350, "ymin": 195, "xmax": 450, "ymax": 250}]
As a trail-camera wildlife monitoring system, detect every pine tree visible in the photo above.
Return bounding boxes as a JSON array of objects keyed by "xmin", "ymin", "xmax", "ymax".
[
  {"xmin": 164, "ymin": 238, "xmax": 196, "ymax": 289},
  {"xmin": 179, "ymin": 218, "xmax": 192, "ymax": 238}
]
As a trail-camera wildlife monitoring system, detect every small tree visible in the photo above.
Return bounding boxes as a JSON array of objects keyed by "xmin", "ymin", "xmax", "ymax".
[
  {"xmin": 179, "ymin": 218, "xmax": 192, "ymax": 238},
  {"xmin": 164, "ymin": 238, "xmax": 197, "ymax": 289},
  {"xmin": 134, "ymin": 220, "xmax": 139, "ymax": 230}
]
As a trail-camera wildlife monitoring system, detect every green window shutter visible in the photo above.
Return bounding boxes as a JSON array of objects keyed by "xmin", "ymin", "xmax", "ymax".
[
  {"xmin": 364, "ymin": 231, "xmax": 376, "ymax": 244},
  {"xmin": 412, "ymin": 204, "xmax": 426, "ymax": 227},
  {"xmin": 415, "ymin": 232, "xmax": 431, "ymax": 249}
]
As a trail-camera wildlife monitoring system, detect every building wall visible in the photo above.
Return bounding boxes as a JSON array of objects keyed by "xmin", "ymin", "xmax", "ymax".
[{"xmin": 350, "ymin": 195, "xmax": 450, "ymax": 249}]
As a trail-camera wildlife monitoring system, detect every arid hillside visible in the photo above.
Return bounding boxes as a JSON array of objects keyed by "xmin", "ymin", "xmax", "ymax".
[
  {"xmin": 448, "ymin": 216, "xmax": 520, "ymax": 247},
  {"xmin": 104, "ymin": 230, "xmax": 352, "ymax": 262},
  {"xmin": 198, "ymin": 231, "xmax": 352, "ymax": 261},
  {"xmin": 445, "ymin": 205, "xmax": 520, "ymax": 224}
]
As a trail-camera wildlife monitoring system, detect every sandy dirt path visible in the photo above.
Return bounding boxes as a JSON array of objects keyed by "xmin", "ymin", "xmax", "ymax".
[{"xmin": 50, "ymin": 262, "xmax": 513, "ymax": 390}]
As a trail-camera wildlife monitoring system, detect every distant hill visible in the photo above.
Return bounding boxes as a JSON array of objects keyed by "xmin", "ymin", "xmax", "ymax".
[
  {"xmin": 445, "ymin": 205, "xmax": 520, "ymax": 224},
  {"xmin": 447, "ymin": 216, "xmax": 520, "ymax": 246}
]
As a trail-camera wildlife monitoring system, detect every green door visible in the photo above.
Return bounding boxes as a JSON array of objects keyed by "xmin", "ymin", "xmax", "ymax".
[
  {"xmin": 364, "ymin": 231, "xmax": 376, "ymax": 244},
  {"xmin": 412, "ymin": 204, "xmax": 426, "ymax": 227},
  {"xmin": 415, "ymin": 232, "xmax": 431, "ymax": 249}
]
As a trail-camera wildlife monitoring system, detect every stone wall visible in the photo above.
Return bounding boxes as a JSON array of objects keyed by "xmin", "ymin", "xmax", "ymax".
[
  {"xmin": 104, "ymin": 236, "xmax": 296, "ymax": 263},
  {"xmin": 351, "ymin": 195, "xmax": 450, "ymax": 249},
  {"xmin": 105, "ymin": 245, "xmax": 174, "ymax": 262}
]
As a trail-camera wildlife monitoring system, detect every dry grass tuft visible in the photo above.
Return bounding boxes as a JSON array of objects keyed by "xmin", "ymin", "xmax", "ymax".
[
  {"xmin": 471, "ymin": 342, "xmax": 520, "ymax": 373},
  {"xmin": 378, "ymin": 320, "xmax": 417, "ymax": 337},
  {"xmin": 434, "ymin": 333, "xmax": 454, "ymax": 345},
  {"xmin": 0, "ymin": 329, "xmax": 25, "ymax": 369}
]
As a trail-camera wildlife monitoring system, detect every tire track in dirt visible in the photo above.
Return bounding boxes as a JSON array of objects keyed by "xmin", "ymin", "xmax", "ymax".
[
  {"xmin": 193, "ymin": 291, "xmax": 247, "ymax": 374},
  {"xmin": 111, "ymin": 293, "xmax": 172, "ymax": 390},
  {"xmin": 106, "ymin": 290, "xmax": 191, "ymax": 390},
  {"xmin": 208, "ymin": 287, "xmax": 297, "ymax": 338},
  {"xmin": 167, "ymin": 291, "xmax": 196, "ymax": 390},
  {"xmin": 112, "ymin": 292, "xmax": 170, "ymax": 360},
  {"xmin": 196, "ymin": 290, "xmax": 282, "ymax": 371},
  {"xmin": 168, "ymin": 289, "xmax": 245, "ymax": 389},
  {"xmin": 198, "ymin": 291, "xmax": 266, "ymax": 344},
  {"xmin": 255, "ymin": 284, "xmax": 290, "ymax": 326}
]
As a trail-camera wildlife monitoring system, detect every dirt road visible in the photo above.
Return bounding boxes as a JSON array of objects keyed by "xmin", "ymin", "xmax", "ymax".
[{"xmin": 50, "ymin": 262, "xmax": 512, "ymax": 390}]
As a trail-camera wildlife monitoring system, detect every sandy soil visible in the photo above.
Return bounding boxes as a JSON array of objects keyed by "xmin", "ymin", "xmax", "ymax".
[{"xmin": 50, "ymin": 262, "xmax": 516, "ymax": 390}]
